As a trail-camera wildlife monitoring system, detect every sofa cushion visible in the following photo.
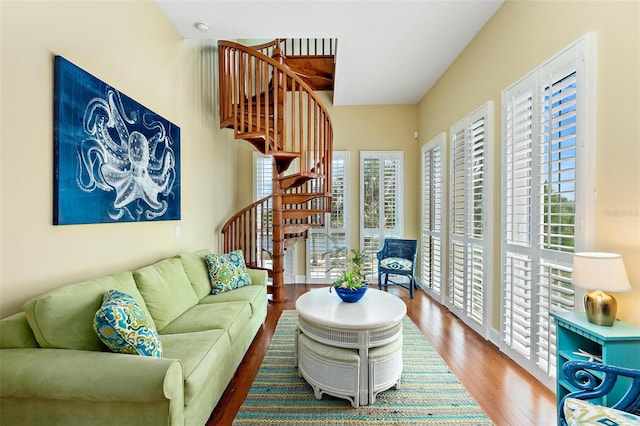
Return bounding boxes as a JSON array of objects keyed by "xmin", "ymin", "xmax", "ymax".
[
  {"xmin": 198, "ymin": 285, "xmax": 266, "ymax": 316},
  {"xmin": 94, "ymin": 289, "xmax": 163, "ymax": 357},
  {"xmin": 160, "ymin": 301, "xmax": 252, "ymax": 344},
  {"xmin": 160, "ymin": 329, "xmax": 231, "ymax": 405},
  {"xmin": 133, "ymin": 258, "xmax": 199, "ymax": 331},
  {"xmin": 204, "ymin": 251, "xmax": 252, "ymax": 295},
  {"xmin": 177, "ymin": 249, "xmax": 213, "ymax": 300},
  {"xmin": 564, "ymin": 397, "xmax": 640, "ymax": 425},
  {"xmin": 23, "ymin": 271, "xmax": 152, "ymax": 351}
]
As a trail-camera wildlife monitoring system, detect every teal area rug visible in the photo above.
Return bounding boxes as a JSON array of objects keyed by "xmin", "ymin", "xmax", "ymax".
[{"xmin": 233, "ymin": 310, "xmax": 493, "ymax": 425}]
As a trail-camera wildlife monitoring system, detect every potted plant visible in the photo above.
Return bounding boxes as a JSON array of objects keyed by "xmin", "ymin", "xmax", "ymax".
[{"xmin": 330, "ymin": 248, "xmax": 369, "ymax": 303}]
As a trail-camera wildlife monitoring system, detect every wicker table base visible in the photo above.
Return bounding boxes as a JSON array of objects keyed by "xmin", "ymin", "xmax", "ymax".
[{"xmin": 295, "ymin": 287, "xmax": 406, "ymax": 406}]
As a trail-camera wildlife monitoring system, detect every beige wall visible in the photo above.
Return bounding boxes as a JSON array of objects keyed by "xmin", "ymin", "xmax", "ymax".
[
  {"xmin": 418, "ymin": 0, "xmax": 640, "ymax": 327},
  {"xmin": 0, "ymin": 0, "xmax": 238, "ymax": 316}
]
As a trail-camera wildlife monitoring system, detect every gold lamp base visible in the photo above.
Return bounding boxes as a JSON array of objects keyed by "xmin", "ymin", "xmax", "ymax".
[{"xmin": 584, "ymin": 290, "xmax": 617, "ymax": 326}]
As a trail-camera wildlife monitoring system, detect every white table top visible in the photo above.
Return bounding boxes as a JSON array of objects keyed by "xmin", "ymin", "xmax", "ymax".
[{"xmin": 295, "ymin": 287, "xmax": 407, "ymax": 330}]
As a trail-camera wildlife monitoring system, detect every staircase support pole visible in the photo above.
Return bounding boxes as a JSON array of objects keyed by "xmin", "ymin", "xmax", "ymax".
[{"xmin": 271, "ymin": 164, "xmax": 286, "ymax": 303}]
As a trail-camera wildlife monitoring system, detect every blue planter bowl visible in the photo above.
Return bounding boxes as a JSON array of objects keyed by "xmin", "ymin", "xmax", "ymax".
[{"xmin": 334, "ymin": 285, "xmax": 368, "ymax": 303}]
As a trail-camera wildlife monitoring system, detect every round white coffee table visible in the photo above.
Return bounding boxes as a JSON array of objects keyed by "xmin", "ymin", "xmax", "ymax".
[{"xmin": 295, "ymin": 287, "xmax": 406, "ymax": 406}]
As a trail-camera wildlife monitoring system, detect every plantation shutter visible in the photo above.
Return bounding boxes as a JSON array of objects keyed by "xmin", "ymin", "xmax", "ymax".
[
  {"xmin": 448, "ymin": 102, "xmax": 492, "ymax": 337},
  {"xmin": 503, "ymin": 75, "xmax": 536, "ymax": 361},
  {"xmin": 307, "ymin": 152, "xmax": 348, "ymax": 283},
  {"xmin": 254, "ymin": 153, "xmax": 273, "ymax": 200},
  {"xmin": 360, "ymin": 152, "xmax": 403, "ymax": 278},
  {"xmin": 501, "ymin": 34, "xmax": 594, "ymax": 389},
  {"xmin": 421, "ymin": 134, "xmax": 445, "ymax": 298},
  {"xmin": 536, "ymin": 61, "xmax": 579, "ymax": 376}
]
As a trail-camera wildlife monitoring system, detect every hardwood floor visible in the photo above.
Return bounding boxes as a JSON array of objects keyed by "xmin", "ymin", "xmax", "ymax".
[{"xmin": 207, "ymin": 284, "xmax": 556, "ymax": 426}]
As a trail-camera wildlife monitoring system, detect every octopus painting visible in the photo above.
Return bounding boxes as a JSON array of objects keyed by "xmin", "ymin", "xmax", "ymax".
[{"xmin": 54, "ymin": 56, "xmax": 180, "ymax": 224}]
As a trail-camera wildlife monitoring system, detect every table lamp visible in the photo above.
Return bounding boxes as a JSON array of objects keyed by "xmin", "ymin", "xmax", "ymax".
[{"xmin": 571, "ymin": 252, "xmax": 631, "ymax": 326}]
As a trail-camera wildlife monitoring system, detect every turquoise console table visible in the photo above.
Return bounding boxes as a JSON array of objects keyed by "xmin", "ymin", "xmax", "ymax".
[{"xmin": 551, "ymin": 311, "xmax": 640, "ymax": 415}]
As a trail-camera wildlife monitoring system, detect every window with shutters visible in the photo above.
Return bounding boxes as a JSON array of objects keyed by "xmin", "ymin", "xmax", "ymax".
[
  {"xmin": 448, "ymin": 102, "xmax": 494, "ymax": 338},
  {"xmin": 501, "ymin": 34, "xmax": 595, "ymax": 389},
  {"xmin": 254, "ymin": 152, "xmax": 273, "ymax": 200},
  {"xmin": 254, "ymin": 152, "xmax": 296, "ymax": 280},
  {"xmin": 307, "ymin": 152, "xmax": 349, "ymax": 283},
  {"xmin": 254, "ymin": 153, "xmax": 274, "ymax": 270},
  {"xmin": 360, "ymin": 151, "xmax": 403, "ymax": 279},
  {"xmin": 421, "ymin": 133, "xmax": 446, "ymax": 300}
]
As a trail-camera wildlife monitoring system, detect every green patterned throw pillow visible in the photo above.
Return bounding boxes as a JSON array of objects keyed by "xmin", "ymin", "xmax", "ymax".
[
  {"xmin": 205, "ymin": 250, "xmax": 252, "ymax": 295},
  {"xmin": 93, "ymin": 289, "xmax": 162, "ymax": 357}
]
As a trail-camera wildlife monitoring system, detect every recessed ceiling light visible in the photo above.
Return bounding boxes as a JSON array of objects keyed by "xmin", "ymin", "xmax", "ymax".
[{"xmin": 194, "ymin": 21, "xmax": 210, "ymax": 33}]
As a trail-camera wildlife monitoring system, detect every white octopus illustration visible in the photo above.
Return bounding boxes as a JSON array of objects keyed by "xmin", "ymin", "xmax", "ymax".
[{"xmin": 77, "ymin": 88, "xmax": 176, "ymax": 221}]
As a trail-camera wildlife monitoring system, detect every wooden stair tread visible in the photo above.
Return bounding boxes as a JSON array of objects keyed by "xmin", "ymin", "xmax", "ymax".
[
  {"xmin": 281, "ymin": 192, "xmax": 326, "ymax": 204},
  {"xmin": 272, "ymin": 151, "xmax": 299, "ymax": 159},
  {"xmin": 278, "ymin": 172, "xmax": 321, "ymax": 190},
  {"xmin": 283, "ymin": 209, "xmax": 328, "ymax": 220},
  {"xmin": 282, "ymin": 223, "xmax": 313, "ymax": 234}
]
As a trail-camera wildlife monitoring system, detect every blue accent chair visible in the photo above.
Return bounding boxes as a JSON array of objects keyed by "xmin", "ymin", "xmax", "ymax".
[
  {"xmin": 376, "ymin": 239, "xmax": 418, "ymax": 299},
  {"xmin": 559, "ymin": 360, "xmax": 640, "ymax": 425}
]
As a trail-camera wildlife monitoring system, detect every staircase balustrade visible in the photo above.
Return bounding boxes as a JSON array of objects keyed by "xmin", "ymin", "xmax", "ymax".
[{"xmin": 218, "ymin": 40, "xmax": 334, "ymax": 301}]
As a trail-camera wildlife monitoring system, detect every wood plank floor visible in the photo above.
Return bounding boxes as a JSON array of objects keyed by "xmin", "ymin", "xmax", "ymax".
[{"xmin": 207, "ymin": 284, "xmax": 557, "ymax": 426}]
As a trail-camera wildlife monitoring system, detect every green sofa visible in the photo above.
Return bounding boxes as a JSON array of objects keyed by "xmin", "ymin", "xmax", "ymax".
[{"xmin": 0, "ymin": 249, "xmax": 268, "ymax": 426}]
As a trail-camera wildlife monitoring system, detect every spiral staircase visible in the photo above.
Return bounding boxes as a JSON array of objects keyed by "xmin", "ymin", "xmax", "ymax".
[{"xmin": 218, "ymin": 39, "xmax": 335, "ymax": 302}]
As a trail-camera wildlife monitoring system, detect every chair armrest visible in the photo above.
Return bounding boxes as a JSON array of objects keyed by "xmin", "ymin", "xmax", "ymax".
[
  {"xmin": 0, "ymin": 348, "xmax": 183, "ymax": 402},
  {"xmin": 559, "ymin": 360, "xmax": 640, "ymax": 425}
]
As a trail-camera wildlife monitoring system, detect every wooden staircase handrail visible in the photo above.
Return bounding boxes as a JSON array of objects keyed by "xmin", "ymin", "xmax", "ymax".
[
  {"xmin": 247, "ymin": 38, "xmax": 337, "ymax": 58},
  {"xmin": 221, "ymin": 195, "xmax": 273, "ymax": 269}
]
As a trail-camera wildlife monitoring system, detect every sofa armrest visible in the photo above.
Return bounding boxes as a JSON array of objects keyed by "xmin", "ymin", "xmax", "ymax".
[
  {"xmin": 0, "ymin": 348, "xmax": 183, "ymax": 403},
  {"xmin": 0, "ymin": 312, "xmax": 39, "ymax": 348},
  {"xmin": 247, "ymin": 268, "xmax": 268, "ymax": 287}
]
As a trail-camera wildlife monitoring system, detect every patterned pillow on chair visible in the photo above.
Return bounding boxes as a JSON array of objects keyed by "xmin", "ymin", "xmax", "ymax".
[
  {"xmin": 205, "ymin": 250, "xmax": 253, "ymax": 294},
  {"xmin": 564, "ymin": 397, "xmax": 640, "ymax": 426},
  {"xmin": 94, "ymin": 289, "xmax": 162, "ymax": 357},
  {"xmin": 380, "ymin": 257, "xmax": 413, "ymax": 271}
]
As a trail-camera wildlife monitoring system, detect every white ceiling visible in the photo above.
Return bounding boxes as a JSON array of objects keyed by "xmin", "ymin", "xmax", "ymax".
[{"xmin": 155, "ymin": 0, "xmax": 504, "ymax": 105}]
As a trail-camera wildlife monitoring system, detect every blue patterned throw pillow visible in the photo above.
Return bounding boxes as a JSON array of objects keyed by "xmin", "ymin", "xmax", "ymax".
[
  {"xmin": 94, "ymin": 289, "xmax": 162, "ymax": 357},
  {"xmin": 205, "ymin": 250, "xmax": 252, "ymax": 295}
]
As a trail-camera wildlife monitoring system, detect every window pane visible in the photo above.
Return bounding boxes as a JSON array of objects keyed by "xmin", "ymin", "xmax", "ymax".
[{"xmin": 363, "ymin": 158, "xmax": 380, "ymax": 229}]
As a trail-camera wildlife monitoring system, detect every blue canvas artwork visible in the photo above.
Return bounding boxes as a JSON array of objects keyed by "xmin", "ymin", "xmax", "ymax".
[{"xmin": 54, "ymin": 56, "xmax": 181, "ymax": 224}]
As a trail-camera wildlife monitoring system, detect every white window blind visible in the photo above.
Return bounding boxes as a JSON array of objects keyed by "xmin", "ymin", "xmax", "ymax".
[
  {"xmin": 253, "ymin": 152, "xmax": 274, "ymax": 269},
  {"xmin": 421, "ymin": 133, "xmax": 446, "ymax": 299},
  {"xmin": 448, "ymin": 102, "xmax": 493, "ymax": 337},
  {"xmin": 307, "ymin": 152, "xmax": 349, "ymax": 283},
  {"xmin": 254, "ymin": 153, "xmax": 273, "ymax": 200},
  {"xmin": 501, "ymin": 34, "xmax": 595, "ymax": 389},
  {"xmin": 360, "ymin": 151, "xmax": 403, "ymax": 278}
]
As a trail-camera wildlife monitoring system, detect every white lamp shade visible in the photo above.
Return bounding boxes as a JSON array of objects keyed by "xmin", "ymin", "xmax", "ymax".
[{"xmin": 572, "ymin": 252, "xmax": 631, "ymax": 292}]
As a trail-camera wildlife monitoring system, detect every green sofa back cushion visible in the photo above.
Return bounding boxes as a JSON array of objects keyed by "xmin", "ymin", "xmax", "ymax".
[
  {"xmin": 23, "ymin": 272, "xmax": 151, "ymax": 351},
  {"xmin": 133, "ymin": 258, "xmax": 199, "ymax": 331},
  {"xmin": 177, "ymin": 249, "xmax": 213, "ymax": 300}
]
